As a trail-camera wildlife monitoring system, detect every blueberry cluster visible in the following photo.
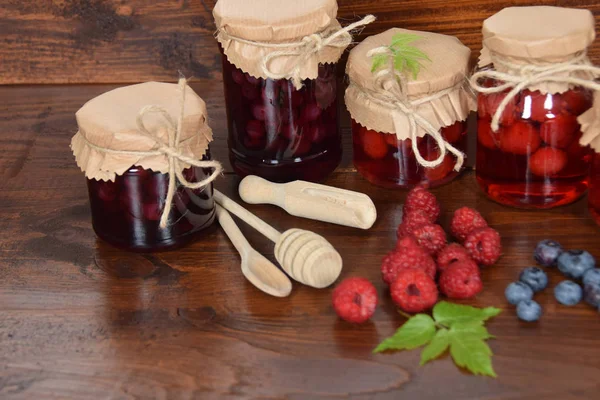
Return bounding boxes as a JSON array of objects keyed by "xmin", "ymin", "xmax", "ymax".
[{"xmin": 505, "ymin": 240, "xmax": 599, "ymax": 322}]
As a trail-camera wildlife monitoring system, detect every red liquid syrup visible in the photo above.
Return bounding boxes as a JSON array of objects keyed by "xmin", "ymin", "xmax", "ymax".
[
  {"xmin": 476, "ymin": 80, "xmax": 594, "ymax": 208},
  {"xmin": 352, "ymin": 119, "xmax": 468, "ymax": 188},
  {"xmin": 589, "ymin": 154, "xmax": 600, "ymax": 226},
  {"xmin": 87, "ymin": 161, "xmax": 216, "ymax": 252},
  {"xmin": 221, "ymin": 52, "xmax": 341, "ymax": 182}
]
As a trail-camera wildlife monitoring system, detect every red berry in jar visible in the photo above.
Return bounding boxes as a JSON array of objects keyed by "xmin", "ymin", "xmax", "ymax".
[
  {"xmin": 539, "ymin": 114, "xmax": 578, "ymax": 148},
  {"xmin": 499, "ymin": 121, "xmax": 541, "ymax": 155},
  {"xmin": 360, "ymin": 129, "xmax": 388, "ymax": 160},
  {"xmin": 307, "ymin": 123, "xmax": 327, "ymax": 144},
  {"xmin": 478, "ymin": 91, "xmax": 518, "ymax": 125},
  {"xmin": 519, "ymin": 90, "xmax": 564, "ymax": 122},
  {"xmin": 528, "ymin": 147, "xmax": 568, "ymax": 177},
  {"xmin": 441, "ymin": 120, "xmax": 465, "ymax": 144},
  {"xmin": 477, "ymin": 118, "xmax": 499, "ymax": 149},
  {"xmin": 231, "ymin": 69, "xmax": 245, "ymax": 85},
  {"xmin": 246, "ymin": 120, "xmax": 266, "ymax": 141},
  {"xmin": 559, "ymin": 88, "xmax": 593, "ymax": 116},
  {"xmin": 301, "ymin": 102, "xmax": 323, "ymax": 122},
  {"xmin": 241, "ymin": 83, "xmax": 260, "ymax": 100}
]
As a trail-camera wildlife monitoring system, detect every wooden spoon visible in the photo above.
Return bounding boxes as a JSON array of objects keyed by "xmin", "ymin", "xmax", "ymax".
[
  {"xmin": 215, "ymin": 204, "xmax": 292, "ymax": 297},
  {"xmin": 214, "ymin": 190, "xmax": 342, "ymax": 289}
]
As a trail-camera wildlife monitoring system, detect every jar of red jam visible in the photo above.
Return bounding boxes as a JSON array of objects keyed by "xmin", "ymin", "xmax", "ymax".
[
  {"xmin": 346, "ymin": 28, "xmax": 475, "ymax": 188},
  {"xmin": 470, "ymin": 6, "xmax": 597, "ymax": 208},
  {"xmin": 72, "ymin": 81, "xmax": 221, "ymax": 251},
  {"xmin": 580, "ymin": 92, "xmax": 600, "ymax": 225},
  {"xmin": 213, "ymin": 0, "xmax": 374, "ymax": 182}
]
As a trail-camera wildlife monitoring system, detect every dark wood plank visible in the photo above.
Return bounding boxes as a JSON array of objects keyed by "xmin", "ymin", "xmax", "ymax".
[
  {"xmin": 1, "ymin": 84, "xmax": 600, "ymax": 399},
  {"xmin": 1, "ymin": 0, "xmax": 599, "ymax": 84}
]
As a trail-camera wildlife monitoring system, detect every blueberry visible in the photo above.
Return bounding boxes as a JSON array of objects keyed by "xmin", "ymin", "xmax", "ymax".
[
  {"xmin": 557, "ymin": 250, "xmax": 596, "ymax": 279},
  {"xmin": 583, "ymin": 283, "xmax": 600, "ymax": 308},
  {"xmin": 505, "ymin": 282, "xmax": 534, "ymax": 305},
  {"xmin": 582, "ymin": 268, "xmax": 600, "ymax": 287},
  {"xmin": 553, "ymin": 280, "xmax": 582, "ymax": 306},
  {"xmin": 533, "ymin": 239, "xmax": 563, "ymax": 267},
  {"xmin": 519, "ymin": 267, "xmax": 549, "ymax": 292},
  {"xmin": 516, "ymin": 300, "xmax": 542, "ymax": 322}
]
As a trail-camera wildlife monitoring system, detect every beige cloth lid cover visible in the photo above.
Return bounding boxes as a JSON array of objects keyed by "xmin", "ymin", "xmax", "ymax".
[
  {"xmin": 579, "ymin": 91, "xmax": 600, "ymax": 153},
  {"xmin": 478, "ymin": 6, "xmax": 596, "ymax": 93},
  {"xmin": 71, "ymin": 82, "xmax": 213, "ymax": 181},
  {"xmin": 345, "ymin": 28, "xmax": 475, "ymax": 137},
  {"xmin": 213, "ymin": 0, "xmax": 345, "ymax": 80}
]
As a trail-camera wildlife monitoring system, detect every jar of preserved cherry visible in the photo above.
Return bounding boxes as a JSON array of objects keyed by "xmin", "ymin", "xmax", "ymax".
[
  {"xmin": 213, "ymin": 0, "xmax": 374, "ymax": 182},
  {"xmin": 345, "ymin": 28, "xmax": 475, "ymax": 188},
  {"xmin": 71, "ymin": 81, "xmax": 222, "ymax": 252},
  {"xmin": 470, "ymin": 6, "xmax": 599, "ymax": 208},
  {"xmin": 580, "ymin": 92, "xmax": 600, "ymax": 225}
]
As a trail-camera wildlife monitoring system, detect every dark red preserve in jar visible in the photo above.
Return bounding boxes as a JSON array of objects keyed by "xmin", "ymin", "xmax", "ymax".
[
  {"xmin": 72, "ymin": 81, "xmax": 221, "ymax": 251},
  {"xmin": 214, "ymin": 0, "xmax": 374, "ymax": 182}
]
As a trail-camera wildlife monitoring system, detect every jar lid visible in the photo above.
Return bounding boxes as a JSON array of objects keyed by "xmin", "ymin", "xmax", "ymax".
[
  {"xmin": 482, "ymin": 6, "xmax": 595, "ymax": 61},
  {"xmin": 213, "ymin": 0, "xmax": 338, "ymax": 42},
  {"xmin": 213, "ymin": 0, "xmax": 373, "ymax": 85},
  {"xmin": 345, "ymin": 28, "xmax": 475, "ymax": 138},
  {"xmin": 71, "ymin": 82, "xmax": 213, "ymax": 181}
]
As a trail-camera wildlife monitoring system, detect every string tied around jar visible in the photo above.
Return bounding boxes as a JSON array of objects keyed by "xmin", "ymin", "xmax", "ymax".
[
  {"xmin": 79, "ymin": 77, "xmax": 223, "ymax": 228},
  {"xmin": 470, "ymin": 50, "xmax": 600, "ymax": 132},
  {"xmin": 218, "ymin": 14, "xmax": 376, "ymax": 90},
  {"xmin": 357, "ymin": 46, "xmax": 466, "ymax": 171}
]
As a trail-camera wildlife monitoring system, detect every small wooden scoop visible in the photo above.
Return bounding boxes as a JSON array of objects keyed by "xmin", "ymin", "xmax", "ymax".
[
  {"xmin": 214, "ymin": 190, "xmax": 342, "ymax": 289},
  {"xmin": 238, "ymin": 175, "xmax": 377, "ymax": 229},
  {"xmin": 216, "ymin": 205, "xmax": 292, "ymax": 297}
]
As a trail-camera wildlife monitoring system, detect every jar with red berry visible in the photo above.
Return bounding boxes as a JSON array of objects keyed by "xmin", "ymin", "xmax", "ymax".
[
  {"xmin": 580, "ymin": 92, "xmax": 600, "ymax": 225},
  {"xmin": 345, "ymin": 28, "xmax": 475, "ymax": 188},
  {"xmin": 470, "ymin": 6, "xmax": 600, "ymax": 208},
  {"xmin": 213, "ymin": 0, "xmax": 374, "ymax": 182},
  {"xmin": 71, "ymin": 81, "xmax": 222, "ymax": 252}
]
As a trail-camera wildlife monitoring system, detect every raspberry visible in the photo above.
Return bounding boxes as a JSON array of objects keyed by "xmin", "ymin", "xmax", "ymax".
[
  {"xmin": 477, "ymin": 118, "xmax": 499, "ymax": 149},
  {"xmin": 499, "ymin": 121, "xmax": 542, "ymax": 155},
  {"xmin": 439, "ymin": 263, "xmax": 483, "ymax": 299},
  {"xmin": 539, "ymin": 114, "xmax": 578, "ymax": 149},
  {"xmin": 450, "ymin": 207, "xmax": 488, "ymax": 242},
  {"xmin": 360, "ymin": 128, "xmax": 388, "ymax": 159},
  {"xmin": 397, "ymin": 211, "xmax": 431, "ymax": 238},
  {"xmin": 396, "ymin": 235, "xmax": 421, "ymax": 250},
  {"xmin": 410, "ymin": 224, "xmax": 447, "ymax": 255},
  {"xmin": 529, "ymin": 147, "xmax": 568, "ymax": 177},
  {"xmin": 381, "ymin": 245, "xmax": 436, "ymax": 285},
  {"xmin": 403, "ymin": 187, "xmax": 440, "ymax": 222},
  {"xmin": 437, "ymin": 243, "xmax": 473, "ymax": 272},
  {"xmin": 332, "ymin": 277, "xmax": 378, "ymax": 324},
  {"xmin": 464, "ymin": 227, "xmax": 502, "ymax": 266},
  {"xmin": 390, "ymin": 269, "xmax": 439, "ymax": 313}
]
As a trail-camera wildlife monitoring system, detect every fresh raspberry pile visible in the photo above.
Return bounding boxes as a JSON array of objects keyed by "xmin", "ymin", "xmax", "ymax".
[
  {"xmin": 332, "ymin": 187, "xmax": 504, "ymax": 322},
  {"xmin": 388, "ymin": 187, "xmax": 502, "ymax": 313}
]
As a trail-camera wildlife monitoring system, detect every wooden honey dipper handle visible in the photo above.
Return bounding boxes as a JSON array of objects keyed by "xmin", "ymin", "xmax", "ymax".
[{"xmin": 213, "ymin": 190, "xmax": 281, "ymax": 243}]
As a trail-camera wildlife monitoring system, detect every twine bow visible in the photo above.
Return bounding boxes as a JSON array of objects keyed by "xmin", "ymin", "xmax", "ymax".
[
  {"xmin": 82, "ymin": 78, "xmax": 222, "ymax": 228},
  {"xmin": 360, "ymin": 46, "xmax": 466, "ymax": 171},
  {"xmin": 220, "ymin": 15, "xmax": 376, "ymax": 90},
  {"xmin": 470, "ymin": 51, "xmax": 600, "ymax": 132}
]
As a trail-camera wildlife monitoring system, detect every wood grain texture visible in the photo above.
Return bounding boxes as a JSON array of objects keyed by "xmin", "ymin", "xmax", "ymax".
[
  {"xmin": 0, "ymin": 0, "xmax": 599, "ymax": 84},
  {"xmin": 1, "ymin": 83, "xmax": 600, "ymax": 399}
]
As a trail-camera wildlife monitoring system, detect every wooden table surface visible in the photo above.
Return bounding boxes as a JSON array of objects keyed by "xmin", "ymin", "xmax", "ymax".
[{"xmin": 1, "ymin": 82, "xmax": 600, "ymax": 400}]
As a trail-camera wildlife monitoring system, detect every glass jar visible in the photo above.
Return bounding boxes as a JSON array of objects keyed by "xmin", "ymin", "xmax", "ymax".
[
  {"xmin": 87, "ymin": 159, "xmax": 216, "ymax": 252},
  {"xmin": 352, "ymin": 119, "xmax": 468, "ymax": 188},
  {"xmin": 589, "ymin": 153, "xmax": 600, "ymax": 226},
  {"xmin": 221, "ymin": 53, "xmax": 341, "ymax": 182},
  {"xmin": 475, "ymin": 78, "xmax": 594, "ymax": 208}
]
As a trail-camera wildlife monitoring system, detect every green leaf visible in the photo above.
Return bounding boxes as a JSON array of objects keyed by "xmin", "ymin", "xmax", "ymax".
[
  {"xmin": 374, "ymin": 314, "xmax": 436, "ymax": 353},
  {"xmin": 449, "ymin": 335, "xmax": 497, "ymax": 377},
  {"xmin": 394, "ymin": 46, "xmax": 431, "ymax": 61},
  {"xmin": 433, "ymin": 301, "xmax": 501, "ymax": 327},
  {"xmin": 371, "ymin": 54, "xmax": 388, "ymax": 72},
  {"xmin": 390, "ymin": 33, "xmax": 422, "ymax": 49},
  {"xmin": 420, "ymin": 328, "xmax": 450, "ymax": 365},
  {"xmin": 405, "ymin": 58, "xmax": 421, "ymax": 80},
  {"xmin": 450, "ymin": 321, "xmax": 495, "ymax": 340}
]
